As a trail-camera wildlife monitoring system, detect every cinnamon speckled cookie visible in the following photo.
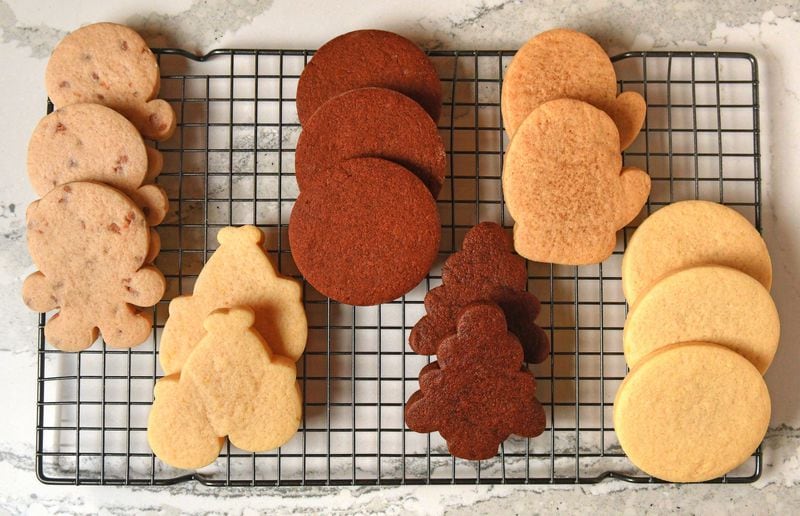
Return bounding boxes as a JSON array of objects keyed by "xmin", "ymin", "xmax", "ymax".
[
  {"xmin": 28, "ymin": 103, "xmax": 163, "ymax": 196},
  {"xmin": 22, "ymin": 182, "xmax": 165, "ymax": 351},
  {"xmin": 45, "ymin": 22, "xmax": 176, "ymax": 141}
]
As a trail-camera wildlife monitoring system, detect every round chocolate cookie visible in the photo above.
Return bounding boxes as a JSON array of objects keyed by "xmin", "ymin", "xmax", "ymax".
[
  {"xmin": 294, "ymin": 87, "xmax": 447, "ymax": 198},
  {"xmin": 289, "ymin": 157, "xmax": 440, "ymax": 306},
  {"xmin": 297, "ymin": 30, "xmax": 442, "ymax": 125}
]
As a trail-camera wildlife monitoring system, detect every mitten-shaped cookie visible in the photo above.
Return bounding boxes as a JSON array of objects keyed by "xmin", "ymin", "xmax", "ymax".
[
  {"xmin": 23, "ymin": 182, "xmax": 165, "ymax": 351},
  {"xmin": 502, "ymin": 28, "xmax": 646, "ymax": 150},
  {"xmin": 409, "ymin": 222, "xmax": 549, "ymax": 363},
  {"xmin": 503, "ymin": 99, "xmax": 650, "ymax": 265},
  {"xmin": 148, "ymin": 307, "xmax": 302, "ymax": 469},
  {"xmin": 159, "ymin": 225, "xmax": 307, "ymax": 375},
  {"xmin": 406, "ymin": 302, "xmax": 546, "ymax": 460},
  {"xmin": 28, "ymin": 103, "xmax": 167, "ymax": 225},
  {"xmin": 45, "ymin": 23, "xmax": 176, "ymax": 141}
]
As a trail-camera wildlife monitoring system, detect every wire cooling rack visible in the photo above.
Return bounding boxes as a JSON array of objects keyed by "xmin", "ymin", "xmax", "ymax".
[{"xmin": 35, "ymin": 49, "xmax": 762, "ymax": 486}]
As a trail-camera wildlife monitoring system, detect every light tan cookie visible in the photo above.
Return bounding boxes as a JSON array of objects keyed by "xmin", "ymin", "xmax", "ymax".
[
  {"xmin": 146, "ymin": 228, "xmax": 161, "ymax": 263},
  {"xmin": 502, "ymin": 28, "xmax": 646, "ymax": 149},
  {"xmin": 502, "ymin": 99, "xmax": 650, "ymax": 265},
  {"xmin": 45, "ymin": 22, "xmax": 176, "ymax": 141},
  {"xmin": 159, "ymin": 225, "xmax": 307, "ymax": 375},
  {"xmin": 623, "ymin": 265, "xmax": 779, "ymax": 374},
  {"xmin": 27, "ymin": 103, "xmax": 163, "ymax": 195},
  {"xmin": 614, "ymin": 342, "xmax": 770, "ymax": 482},
  {"xmin": 22, "ymin": 182, "xmax": 165, "ymax": 351},
  {"xmin": 148, "ymin": 307, "xmax": 302, "ymax": 469},
  {"xmin": 147, "ymin": 375, "xmax": 224, "ymax": 470},
  {"xmin": 622, "ymin": 200, "xmax": 772, "ymax": 307}
]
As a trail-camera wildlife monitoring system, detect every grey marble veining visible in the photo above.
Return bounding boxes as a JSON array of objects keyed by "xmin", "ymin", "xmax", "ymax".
[{"xmin": 1, "ymin": 0, "xmax": 799, "ymax": 513}]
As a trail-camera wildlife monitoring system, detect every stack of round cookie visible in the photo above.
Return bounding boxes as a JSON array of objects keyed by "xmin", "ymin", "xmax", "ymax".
[
  {"xmin": 500, "ymin": 29, "xmax": 650, "ymax": 265},
  {"xmin": 22, "ymin": 23, "xmax": 176, "ymax": 351},
  {"xmin": 289, "ymin": 30, "xmax": 446, "ymax": 306},
  {"xmin": 614, "ymin": 200, "xmax": 779, "ymax": 482}
]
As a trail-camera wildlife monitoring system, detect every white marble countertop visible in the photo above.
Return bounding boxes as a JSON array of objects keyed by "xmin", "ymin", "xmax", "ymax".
[{"xmin": 1, "ymin": 0, "xmax": 799, "ymax": 513}]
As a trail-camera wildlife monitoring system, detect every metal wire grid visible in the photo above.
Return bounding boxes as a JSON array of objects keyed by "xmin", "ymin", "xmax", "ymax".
[{"xmin": 35, "ymin": 49, "xmax": 762, "ymax": 486}]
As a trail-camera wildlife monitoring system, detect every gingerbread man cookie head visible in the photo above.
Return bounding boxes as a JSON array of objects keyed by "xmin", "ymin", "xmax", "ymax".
[
  {"xmin": 405, "ymin": 302, "xmax": 546, "ymax": 460},
  {"xmin": 22, "ymin": 182, "xmax": 165, "ymax": 351},
  {"xmin": 27, "ymin": 103, "xmax": 169, "ymax": 225},
  {"xmin": 45, "ymin": 22, "xmax": 176, "ymax": 141},
  {"xmin": 502, "ymin": 28, "xmax": 646, "ymax": 150},
  {"xmin": 503, "ymin": 99, "xmax": 650, "ymax": 265}
]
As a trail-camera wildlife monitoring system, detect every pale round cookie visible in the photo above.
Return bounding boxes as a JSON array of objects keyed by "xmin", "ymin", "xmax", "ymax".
[
  {"xmin": 622, "ymin": 200, "xmax": 772, "ymax": 307},
  {"xmin": 623, "ymin": 265, "xmax": 780, "ymax": 373},
  {"xmin": 614, "ymin": 342, "xmax": 770, "ymax": 483},
  {"xmin": 501, "ymin": 28, "xmax": 646, "ymax": 150}
]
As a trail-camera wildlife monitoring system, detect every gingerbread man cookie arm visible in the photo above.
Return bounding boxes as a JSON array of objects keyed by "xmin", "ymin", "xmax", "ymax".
[
  {"xmin": 144, "ymin": 145, "xmax": 164, "ymax": 182},
  {"xmin": 128, "ymin": 99, "xmax": 177, "ymax": 142},
  {"xmin": 21, "ymin": 271, "xmax": 59, "ymax": 313},
  {"xmin": 129, "ymin": 184, "xmax": 169, "ymax": 226},
  {"xmin": 121, "ymin": 265, "xmax": 166, "ymax": 308}
]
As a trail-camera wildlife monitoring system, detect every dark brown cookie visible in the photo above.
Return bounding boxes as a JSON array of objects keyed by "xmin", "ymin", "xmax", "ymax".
[
  {"xmin": 294, "ymin": 87, "xmax": 447, "ymax": 198},
  {"xmin": 288, "ymin": 157, "xmax": 440, "ymax": 306},
  {"xmin": 409, "ymin": 222, "xmax": 549, "ymax": 363},
  {"xmin": 296, "ymin": 29, "xmax": 442, "ymax": 125},
  {"xmin": 405, "ymin": 302, "xmax": 546, "ymax": 460}
]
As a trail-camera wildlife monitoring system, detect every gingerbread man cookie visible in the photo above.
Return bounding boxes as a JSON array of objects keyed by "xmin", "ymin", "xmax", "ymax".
[
  {"xmin": 23, "ymin": 182, "xmax": 165, "ymax": 351},
  {"xmin": 45, "ymin": 22, "xmax": 176, "ymax": 141}
]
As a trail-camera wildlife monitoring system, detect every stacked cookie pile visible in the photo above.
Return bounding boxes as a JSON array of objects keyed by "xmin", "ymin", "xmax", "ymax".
[
  {"xmin": 288, "ymin": 30, "xmax": 445, "ymax": 306},
  {"xmin": 614, "ymin": 200, "xmax": 778, "ymax": 482},
  {"xmin": 148, "ymin": 226, "xmax": 307, "ymax": 469},
  {"xmin": 405, "ymin": 223, "xmax": 548, "ymax": 460},
  {"xmin": 22, "ymin": 23, "xmax": 176, "ymax": 351},
  {"xmin": 500, "ymin": 29, "xmax": 651, "ymax": 265}
]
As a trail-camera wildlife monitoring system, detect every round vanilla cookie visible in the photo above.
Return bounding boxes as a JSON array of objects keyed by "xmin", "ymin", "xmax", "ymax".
[
  {"xmin": 623, "ymin": 265, "xmax": 780, "ymax": 374},
  {"xmin": 622, "ymin": 200, "xmax": 772, "ymax": 307},
  {"xmin": 614, "ymin": 342, "xmax": 770, "ymax": 483}
]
